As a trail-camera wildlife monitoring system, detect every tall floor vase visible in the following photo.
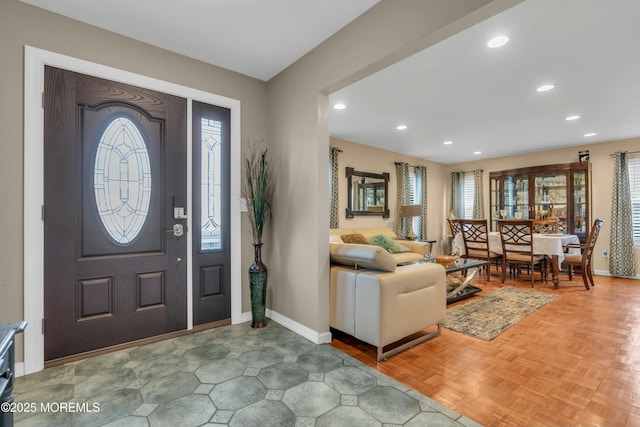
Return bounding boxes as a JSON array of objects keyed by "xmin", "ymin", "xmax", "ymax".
[{"xmin": 249, "ymin": 243, "xmax": 268, "ymax": 328}]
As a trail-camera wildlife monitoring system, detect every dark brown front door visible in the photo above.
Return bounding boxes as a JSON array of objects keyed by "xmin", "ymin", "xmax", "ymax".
[{"xmin": 43, "ymin": 66, "xmax": 187, "ymax": 360}]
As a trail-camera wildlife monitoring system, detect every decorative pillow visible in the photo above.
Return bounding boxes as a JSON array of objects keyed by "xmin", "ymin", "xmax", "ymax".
[
  {"xmin": 366, "ymin": 235, "xmax": 411, "ymax": 254},
  {"xmin": 340, "ymin": 233, "xmax": 368, "ymax": 244}
]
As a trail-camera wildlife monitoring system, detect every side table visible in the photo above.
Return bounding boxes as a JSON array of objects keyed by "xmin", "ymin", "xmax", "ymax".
[{"xmin": 415, "ymin": 240, "xmax": 437, "ymax": 261}]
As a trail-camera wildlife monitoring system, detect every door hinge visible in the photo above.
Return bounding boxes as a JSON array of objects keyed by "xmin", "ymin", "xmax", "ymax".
[
  {"xmin": 42, "ymin": 204, "xmax": 46, "ymax": 221},
  {"xmin": 42, "ymin": 91, "xmax": 45, "ymax": 109},
  {"xmin": 42, "ymin": 318, "xmax": 46, "ymax": 334}
]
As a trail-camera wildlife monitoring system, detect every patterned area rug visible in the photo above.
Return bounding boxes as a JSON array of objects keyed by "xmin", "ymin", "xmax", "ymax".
[{"xmin": 442, "ymin": 286, "xmax": 557, "ymax": 340}]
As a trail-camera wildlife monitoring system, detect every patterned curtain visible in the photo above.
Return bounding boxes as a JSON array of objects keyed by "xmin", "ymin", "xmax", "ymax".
[
  {"xmin": 328, "ymin": 147, "xmax": 341, "ymax": 229},
  {"xmin": 415, "ymin": 166, "xmax": 428, "ymax": 239},
  {"xmin": 610, "ymin": 151, "xmax": 636, "ymax": 277},
  {"xmin": 395, "ymin": 162, "xmax": 410, "ymax": 237},
  {"xmin": 449, "ymin": 172, "xmax": 465, "ymax": 218},
  {"xmin": 473, "ymin": 169, "xmax": 485, "ymax": 219}
]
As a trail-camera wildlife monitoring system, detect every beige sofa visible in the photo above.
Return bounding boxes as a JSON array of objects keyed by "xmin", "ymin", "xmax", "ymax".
[
  {"xmin": 329, "ymin": 227, "xmax": 432, "ymax": 265},
  {"xmin": 329, "ymin": 227, "xmax": 446, "ymax": 360}
]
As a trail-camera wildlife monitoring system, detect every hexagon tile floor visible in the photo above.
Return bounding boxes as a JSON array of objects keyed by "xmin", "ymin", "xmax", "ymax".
[{"xmin": 13, "ymin": 321, "xmax": 483, "ymax": 426}]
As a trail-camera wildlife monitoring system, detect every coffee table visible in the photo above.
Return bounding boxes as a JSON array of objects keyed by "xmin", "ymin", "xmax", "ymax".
[{"xmin": 442, "ymin": 258, "xmax": 489, "ymax": 304}]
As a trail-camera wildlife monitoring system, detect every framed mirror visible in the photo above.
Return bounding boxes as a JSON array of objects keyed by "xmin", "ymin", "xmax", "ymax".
[{"xmin": 346, "ymin": 167, "xmax": 390, "ymax": 218}]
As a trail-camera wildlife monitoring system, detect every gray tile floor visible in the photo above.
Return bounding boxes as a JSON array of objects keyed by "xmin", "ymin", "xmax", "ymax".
[{"xmin": 14, "ymin": 322, "xmax": 482, "ymax": 426}]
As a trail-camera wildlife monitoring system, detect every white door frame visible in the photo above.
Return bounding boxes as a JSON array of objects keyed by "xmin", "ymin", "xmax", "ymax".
[{"xmin": 23, "ymin": 46, "xmax": 242, "ymax": 375}]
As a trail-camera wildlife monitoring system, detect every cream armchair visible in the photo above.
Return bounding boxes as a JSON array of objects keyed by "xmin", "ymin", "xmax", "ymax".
[{"xmin": 329, "ymin": 231, "xmax": 446, "ymax": 360}]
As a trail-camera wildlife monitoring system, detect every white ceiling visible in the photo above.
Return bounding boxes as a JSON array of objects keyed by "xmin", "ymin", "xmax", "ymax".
[
  {"xmin": 330, "ymin": 0, "xmax": 640, "ymax": 164},
  {"xmin": 19, "ymin": 0, "xmax": 380, "ymax": 81},
  {"xmin": 20, "ymin": 0, "xmax": 640, "ymax": 165}
]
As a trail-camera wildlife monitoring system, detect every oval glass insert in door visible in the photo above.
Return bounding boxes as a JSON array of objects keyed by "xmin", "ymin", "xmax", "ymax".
[{"xmin": 94, "ymin": 116, "xmax": 152, "ymax": 244}]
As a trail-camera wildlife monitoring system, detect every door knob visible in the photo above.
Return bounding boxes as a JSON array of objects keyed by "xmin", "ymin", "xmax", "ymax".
[{"xmin": 167, "ymin": 224, "xmax": 184, "ymax": 237}]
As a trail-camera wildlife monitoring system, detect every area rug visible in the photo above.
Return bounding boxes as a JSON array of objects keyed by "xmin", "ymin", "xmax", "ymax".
[{"xmin": 442, "ymin": 286, "xmax": 557, "ymax": 340}]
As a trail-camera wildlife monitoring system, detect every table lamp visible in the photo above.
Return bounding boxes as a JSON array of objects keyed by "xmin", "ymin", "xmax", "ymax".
[{"xmin": 400, "ymin": 204, "xmax": 422, "ymax": 240}]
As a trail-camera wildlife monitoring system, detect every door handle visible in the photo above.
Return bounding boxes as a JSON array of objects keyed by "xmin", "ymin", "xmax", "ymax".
[{"xmin": 166, "ymin": 224, "xmax": 184, "ymax": 237}]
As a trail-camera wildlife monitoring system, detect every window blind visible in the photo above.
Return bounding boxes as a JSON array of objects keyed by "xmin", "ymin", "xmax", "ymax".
[
  {"xmin": 463, "ymin": 173, "xmax": 475, "ymax": 219},
  {"xmin": 408, "ymin": 169, "xmax": 419, "ymax": 236}
]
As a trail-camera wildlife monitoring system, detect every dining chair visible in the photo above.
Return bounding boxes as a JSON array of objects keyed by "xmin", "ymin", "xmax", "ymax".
[
  {"xmin": 533, "ymin": 218, "xmax": 560, "ymax": 234},
  {"xmin": 459, "ymin": 219, "xmax": 501, "ymax": 281},
  {"xmin": 562, "ymin": 218, "xmax": 605, "ymax": 290},
  {"xmin": 497, "ymin": 219, "xmax": 547, "ymax": 287},
  {"xmin": 447, "ymin": 219, "xmax": 464, "ymax": 256}
]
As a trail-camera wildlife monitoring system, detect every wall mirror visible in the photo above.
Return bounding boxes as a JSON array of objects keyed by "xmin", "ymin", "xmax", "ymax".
[{"xmin": 346, "ymin": 167, "xmax": 390, "ymax": 218}]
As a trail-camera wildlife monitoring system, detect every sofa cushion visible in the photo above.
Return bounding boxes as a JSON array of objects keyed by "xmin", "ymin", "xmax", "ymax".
[
  {"xmin": 366, "ymin": 235, "xmax": 411, "ymax": 254},
  {"xmin": 329, "ymin": 243, "xmax": 397, "ymax": 272},
  {"xmin": 340, "ymin": 233, "xmax": 368, "ymax": 244}
]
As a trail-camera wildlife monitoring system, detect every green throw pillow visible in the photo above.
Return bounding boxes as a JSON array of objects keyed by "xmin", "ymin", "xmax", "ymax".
[{"xmin": 366, "ymin": 235, "xmax": 410, "ymax": 254}]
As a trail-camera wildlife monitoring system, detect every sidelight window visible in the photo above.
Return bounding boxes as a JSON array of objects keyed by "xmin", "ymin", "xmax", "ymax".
[{"xmin": 200, "ymin": 118, "xmax": 223, "ymax": 250}]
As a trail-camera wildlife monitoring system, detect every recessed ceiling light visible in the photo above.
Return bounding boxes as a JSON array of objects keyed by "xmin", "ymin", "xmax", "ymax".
[
  {"xmin": 333, "ymin": 103, "xmax": 346, "ymax": 110},
  {"xmin": 443, "ymin": 141, "xmax": 453, "ymax": 145},
  {"xmin": 565, "ymin": 115, "xmax": 580, "ymax": 121},
  {"xmin": 396, "ymin": 125, "xmax": 407, "ymax": 130},
  {"xmin": 584, "ymin": 132, "xmax": 596, "ymax": 137},
  {"xmin": 473, "ymin": 151, "xmax": 482, "ymax": 155},
  {"xmin": 487, "ymin": 36, "xmax": 509, "ymax": 48},
  {"xmin": 537, "ymin": 84, "xmax": 555, "ymax": 92}
]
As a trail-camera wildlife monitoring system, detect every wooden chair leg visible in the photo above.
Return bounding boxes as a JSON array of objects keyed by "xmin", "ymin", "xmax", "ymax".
[
  {"xmin": 581, "ymin": 268, "xmax": 590, "ymax": 290},
  {"xmin": 530, "ymin": 265, "xmax": 534, "ymax": 288},
  {"xmin": 586, "ymin": 265, "xmax": 595, "ymax": 289}
]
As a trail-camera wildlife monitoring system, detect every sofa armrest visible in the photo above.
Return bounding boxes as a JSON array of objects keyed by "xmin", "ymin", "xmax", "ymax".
[
  {"xmin": 397, "ymin": 240, "xmax": 432, "ymax": 255},
  {"xmin": 330, "ymin": 243, "xmax": 397, "ymax": 272}
]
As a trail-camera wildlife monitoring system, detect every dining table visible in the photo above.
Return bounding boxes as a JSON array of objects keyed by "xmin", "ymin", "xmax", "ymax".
[{"xmin": 453, "ymin": 231, "xmax": 581, "ymax": 289}]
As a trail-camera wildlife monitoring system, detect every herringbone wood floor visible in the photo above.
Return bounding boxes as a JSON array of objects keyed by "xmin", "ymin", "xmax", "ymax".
[{"xmin": 330, "ymin": 270, "xmax": 640, "ymax": 427}]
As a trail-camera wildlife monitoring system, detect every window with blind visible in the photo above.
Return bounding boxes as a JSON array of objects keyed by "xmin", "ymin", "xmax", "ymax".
[
  {"xmin": 629, "ymin": 157, "xmax": 640, "ymax": 245},
  {"xmin": 463, "ymin": 173, "xmax": 475, "ymax": 219},
  {"xmin": 409, "ymin": 169, "xmax": 419, "ymax": 236}
]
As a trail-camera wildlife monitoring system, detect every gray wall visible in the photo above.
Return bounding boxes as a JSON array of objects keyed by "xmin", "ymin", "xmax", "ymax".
[{"xmin": 265, "ymin": 0, "xmax": 521, "ymax": 331}]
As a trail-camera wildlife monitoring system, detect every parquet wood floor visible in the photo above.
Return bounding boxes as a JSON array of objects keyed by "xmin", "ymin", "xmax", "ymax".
[{"xmin": 330, "ymin": 271, "xmax": 640, "ymax": 427}]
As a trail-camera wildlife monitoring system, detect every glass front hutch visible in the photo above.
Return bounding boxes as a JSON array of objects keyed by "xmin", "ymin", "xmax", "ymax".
[{"xmin": 489, "ymin": 162, "xmax": 591, "ymax": 242}]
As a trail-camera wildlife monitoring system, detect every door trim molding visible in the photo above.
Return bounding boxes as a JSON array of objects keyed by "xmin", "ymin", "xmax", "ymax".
[{"xmin": 24, "ymin": 46, "xmax": 242, "ymax": 375}]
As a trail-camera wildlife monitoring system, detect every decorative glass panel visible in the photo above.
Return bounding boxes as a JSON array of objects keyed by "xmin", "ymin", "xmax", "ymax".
[
  {"xmin": 200, "ymin": 118, "xmax": 222, "ymax": 250},
  {"xmin": 94, "ymin": 117, "xmax": 151, "ymax": 244}
]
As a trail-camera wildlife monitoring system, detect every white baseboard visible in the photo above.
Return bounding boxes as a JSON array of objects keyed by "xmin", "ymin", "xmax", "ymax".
[
  {"xmin": 239, "ymin": 309, "xmax": 332, "ymax": 345},
  {"xmin": 15, "ymin": 362, "xmax": 25, "ymax": 377},
  {"xmin": 594, "ymin": 269, "xmax": 640, "ymax": 279}
]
